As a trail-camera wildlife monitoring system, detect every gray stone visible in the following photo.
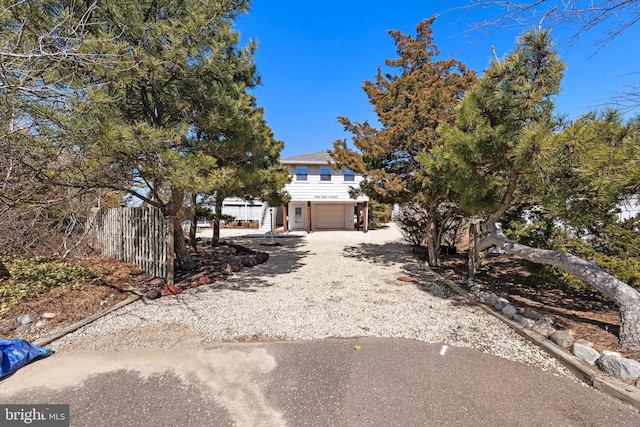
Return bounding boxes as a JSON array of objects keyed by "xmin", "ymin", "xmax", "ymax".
[
  {"xmin": 150, "ymin": 277, "xmax": 165, "ymax": 286},
  {"xmin": 17, "ymin": 314, "xmax": 36, "ymax": 325},
  {"xmin": 144, "ymin": 290, "xmax": 161, "ymax": 300},
  {"xmin": 512, "ymin": 314, "xmax": 535, "ymax": 328},
  {"xmin": 41, "ymin": 312, "xmax": 56, "ymax": 319},
  {"xmin": 571, "ymin": 342, "xmax": 600, "ymax": 365},
  {"xmin": 523, "ymin": 310, "xmax": 546, "ymax": 320},
  {"xmin": 532, "ymin": 320, "xmax": 556, "ymax": 337},
  {"xmin": 15, "ymin": 323, "xmax": 32, "ymax": 333},
  {"xmin": 34, "ymin": 320, "xmax": 47, "ymax": 328},
  {"xmin": 549, "ymin": 330, "xmax": 575, "ymax": 348},
  {"xmin": 596, "ymin": 355, "xmax": 640, "ymax": 380},
  {"xmin": 470, "ymin": 285, "xmax": 480, "ymax": 293},
  {"xmin": 575, "ymin": 339, "xmax": 594, "ymax": 347},
  {"xmin": 602, "ymin": 350, "xmax": 622, "ymax": 358},
  {"xmin": 485, "ymin": 293, "xmax": 499, "ymax": 307},
  {"xmin": 501, "ymin": 304, "xmax": 518, "ymax": 318},
  {"xmin": 494, "ymin": 298, "xmax": 509, "ymax": 311},
  {"xmin": 477, "ymin": 291, "xmax": 490, "ymax": 303}
]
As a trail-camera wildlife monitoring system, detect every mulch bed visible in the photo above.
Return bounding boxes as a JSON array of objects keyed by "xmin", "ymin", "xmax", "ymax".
[
  {"xmin": 0, "ymin": 242, "xmax": 268, "ymax": 340},
  {"xmin": 432, "ymin": 252, "xmax": 640, "ymax": 362}
]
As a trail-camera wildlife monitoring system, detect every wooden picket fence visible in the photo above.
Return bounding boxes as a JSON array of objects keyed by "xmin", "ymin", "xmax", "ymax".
[{"xmin": 93, "ymin": 207, "xmax": 167, "ymax": 278}]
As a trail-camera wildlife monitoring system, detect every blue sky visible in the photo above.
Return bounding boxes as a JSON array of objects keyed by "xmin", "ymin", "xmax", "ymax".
[{"xmin": 235, "ymin": 1, "xmax": 639, "ymax": 157}]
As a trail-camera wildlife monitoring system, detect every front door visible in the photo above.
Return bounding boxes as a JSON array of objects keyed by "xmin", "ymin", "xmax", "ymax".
[{"xmin": 289, "ymin": 203, "xmax": 307, "ymax": 230}]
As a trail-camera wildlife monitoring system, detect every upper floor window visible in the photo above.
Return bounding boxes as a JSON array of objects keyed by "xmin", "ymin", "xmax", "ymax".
[
  {"xmin": 344, "ymin": 167, "xmax": 355, "ymax": 182},
  {"xmin": 295, "ymin": 166, "xmax": 308, "ymax": 181},
  {"xmin": 320, "ymin": 167, "xmax": 332, "ymax": 181}
]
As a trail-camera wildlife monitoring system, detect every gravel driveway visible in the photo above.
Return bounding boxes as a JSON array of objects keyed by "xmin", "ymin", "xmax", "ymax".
[{"xmin": 54, "ymin": 224, "xmax": 571, "ymax": 376}]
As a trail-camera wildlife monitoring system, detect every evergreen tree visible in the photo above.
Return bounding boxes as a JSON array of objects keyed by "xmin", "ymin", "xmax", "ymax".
[
  {"xmin": 330, "ymin": 17, "xmax": 476, "ymax": 265},
  {"xmin": 437, "ymin": 29, "xmax": 640, "ymax": 350},
  {"xmin": 13, "ymin": 1, "xmax": 275, "ymax": 271}
]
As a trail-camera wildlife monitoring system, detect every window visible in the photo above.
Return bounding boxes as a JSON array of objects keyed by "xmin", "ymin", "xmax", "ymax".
[
  {"xmin": 295, "ymin": 166, "xmax": 308, "ymax": 181},
  {"xmin": 344, "ymin": 167, "xmax": 355, "ymax": 182},
  {"xmin": 320, "ymin": 167, "xmax": 332, "ymax": 181}
]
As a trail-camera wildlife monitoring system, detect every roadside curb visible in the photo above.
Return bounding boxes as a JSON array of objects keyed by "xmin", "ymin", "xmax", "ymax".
[
  {"xmin": 34, "ymin": 295, "xmax": 141, "ymax": 347},
  {"xmin": 435, "ymin": 271, "xmax": 640, "ymax": 411}
]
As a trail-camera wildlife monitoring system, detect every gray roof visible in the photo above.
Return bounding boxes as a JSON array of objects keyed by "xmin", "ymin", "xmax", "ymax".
[{"xmin": 281, "ymin": 151, "xmax": 335, "ymax": 165}]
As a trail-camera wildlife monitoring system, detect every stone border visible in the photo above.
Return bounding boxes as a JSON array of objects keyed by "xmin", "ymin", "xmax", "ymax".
[
  {"xmin": 437, "ymin": 273, "xmax": 640, "ymax": 410},
  {"xmin": 33, "ymin": 295, "xmax": 140, "ymax": 347}
]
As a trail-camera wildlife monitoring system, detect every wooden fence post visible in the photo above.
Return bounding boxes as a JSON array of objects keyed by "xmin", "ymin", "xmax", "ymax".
[{"xmin": 166, "ymin": 215, "xmax": 175, "ymax": 286}]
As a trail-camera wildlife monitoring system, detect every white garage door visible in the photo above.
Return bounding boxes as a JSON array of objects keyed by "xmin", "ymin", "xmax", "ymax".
[{"xmin": 316, "ymin": 204, "xmax": 345, "ymax": 229}]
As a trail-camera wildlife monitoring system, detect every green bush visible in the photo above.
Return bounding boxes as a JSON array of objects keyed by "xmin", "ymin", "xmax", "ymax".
[{"xmin": 0, "ymin": 257, "xmax": 96, "ymax": 314}]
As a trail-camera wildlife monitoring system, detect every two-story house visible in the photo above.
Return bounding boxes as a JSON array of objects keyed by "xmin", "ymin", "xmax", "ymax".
[{"xmin": 264, "ymin": 151, "xmax": 370, "ymax": 232}]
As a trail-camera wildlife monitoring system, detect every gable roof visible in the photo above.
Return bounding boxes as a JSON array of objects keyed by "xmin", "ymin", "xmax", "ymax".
[{"xmin": 281, "ymin": 151, "xmax": 335, "ymax": 165}]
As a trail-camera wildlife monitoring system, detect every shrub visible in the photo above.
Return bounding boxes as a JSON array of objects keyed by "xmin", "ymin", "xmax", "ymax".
[{"xmin": 0, "ymin": 257, "xmax": 97, "ymax": 315}]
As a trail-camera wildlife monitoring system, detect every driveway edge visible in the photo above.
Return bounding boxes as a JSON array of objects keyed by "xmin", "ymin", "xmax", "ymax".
[
  {"xmin": 33, "ymin": 295, "xmax": 140, "ymax": 347},
  {"xmin": 434, "ymin": 269, "xmax": 640, "ymax": 411}
]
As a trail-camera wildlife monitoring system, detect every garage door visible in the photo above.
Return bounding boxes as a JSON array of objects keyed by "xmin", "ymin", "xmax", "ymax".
[{"xmin": 316, "ymin": 204, "xmax": 345, "ymax": 229}]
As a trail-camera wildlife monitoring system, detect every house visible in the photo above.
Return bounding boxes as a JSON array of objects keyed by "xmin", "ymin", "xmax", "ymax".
[{"xmin": 263, "ymin": 151, "xmax": 370, "ymax": 232}]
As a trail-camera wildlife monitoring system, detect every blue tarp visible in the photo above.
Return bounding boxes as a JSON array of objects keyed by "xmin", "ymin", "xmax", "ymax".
[{"xmin": 0, "ymin": 339, "xmax": 52, "ymax": 379}]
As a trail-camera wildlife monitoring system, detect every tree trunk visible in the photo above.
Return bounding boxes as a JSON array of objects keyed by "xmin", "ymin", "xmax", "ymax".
[
  {"xmin": 211, "ymin": 196, "xmax": 223, "ymax": 246},
  {"xmin": 424, "ymin": 213, "xmax": 441, "ymax": 267},
  {"xmin": 167, "ymin": 187, "xmax": 195, "ymax": 271},
  {"xmin": 480, "ymin": 224, "xmax": 640, "ymax": 350},
  {"xmin": 173, "ymin": 216, "xmax": 195, "ymax": 270},
  {"xmin": 189, "ymin": 193, "xmax": 198, "ymax": 252},
  {"xmin": 0, "ymin": 259, "xmax": 10, "ymax": 280}
]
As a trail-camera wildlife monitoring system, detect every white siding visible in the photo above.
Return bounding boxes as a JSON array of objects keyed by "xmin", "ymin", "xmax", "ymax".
[{"xmin": 284, "ymin": 165, "xmax": 369, "ymax": 202}]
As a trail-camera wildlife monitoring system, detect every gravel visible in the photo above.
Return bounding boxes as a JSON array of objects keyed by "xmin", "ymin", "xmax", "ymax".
[{"xmin": 53, "ymin": 224, "xmax": 572, "ymax": 377}]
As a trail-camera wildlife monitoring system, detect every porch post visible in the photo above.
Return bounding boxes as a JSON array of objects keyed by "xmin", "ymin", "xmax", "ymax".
[
  {"xmin": 306, "ymin": 201, "xmax": 312, "ymax": 232},
  {"xmin": 283, "ymin": 205, "xmax": 288, "ymax": 232},
  {"xmin": 363, "ymin": 201, "xmax": 369, "ymax": 233}
]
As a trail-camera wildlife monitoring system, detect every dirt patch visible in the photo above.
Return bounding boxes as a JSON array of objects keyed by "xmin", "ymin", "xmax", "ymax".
[{"xmin": 433, "ymin": 252, "xmax": 640, "ymax": 362}]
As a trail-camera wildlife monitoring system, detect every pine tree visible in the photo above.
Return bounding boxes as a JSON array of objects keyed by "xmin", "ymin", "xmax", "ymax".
[
  {"xmin": 330, "ymin": 17, "xmax": 476, "ymax": 265},
  {"xmin": 438, "ymin": 29, "xmax": 640, "ymax": 350}
]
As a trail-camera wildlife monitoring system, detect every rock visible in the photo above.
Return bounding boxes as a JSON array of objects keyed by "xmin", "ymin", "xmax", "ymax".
[
  {"xmin": 602, "ymin": 350, "xmax": 622, "ymax": 358},
  {"xmin": 17, "ymin": 314, "xmax": 36, "ymax": 325},
  {"xmin": 198, "ymin": 276, "xmax": 214, "ymax": 285},
  {"xmin": 150, "ymin": 277, "xmax": 165, "ymax": 287},
  {"xmin": 241, "ymin": 256, "xmax": 256, "ymax": 267},
  {"xmin": 15, "ymin": 323, "xmax": 32, "ymax": 333},
  {"xmin": 34, "ymin": 320, "xmax": 47, "ymax": 329},
  {"xmin": 501, "ymin": 304, "xmax": 518, "ymax": 318},
  {"xmin": 477, "ymin": 291, "xmax": 490, "ymax": 303},
  {"xmin": 470, "ymin": 285, "xmax": 480, "ymax": 293},
  {"xmin": 532, "ymin": 320, "xmax": 556, "ymax": 337},
  {"xmin": 485, "ymin": 293, "xmax": 499, "ymax": 307},
  {"xmin": 549, "ymin": 330, "xmax": 575, "ymax": 348},
  {"xmin": 41, "ymin": 312, "xmax": 56, "ymax": 319},
  {"xmin": 575, "ymin": 339, "xmax": 594, "ymax": 347},
  {"xmin": 512, "ymin": 314, "xmax": 535, "ymax": 328},
  {"xmin": 571, "ymin": 342, "xmax": 600, "ymax": 365},
  {"xmin": 596, "ymin": 355, "xmax": 640, "ymax": 380},
  {"xmin": 143, "ymin": 289, "xmax": 161, "ymax": 300},
  {"xmin": 161, "ymin": 285, "xmax": 183, "ymax": 296},
  {"xmin": 494, "ymin": 298, "xmax": 509, "ymax": 311},
  {"xmin": 522, "ymin": 310, "xmax": 546, "ymax": 320},
  {"xmin": 255, "ymin": 252, "xmax": 269, "ymax": 264}
]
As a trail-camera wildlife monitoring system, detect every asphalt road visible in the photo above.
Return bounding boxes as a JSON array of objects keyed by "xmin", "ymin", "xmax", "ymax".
[{"xmin": 2, "ymin": 337, "xmax": 639, "ymax": 426}]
